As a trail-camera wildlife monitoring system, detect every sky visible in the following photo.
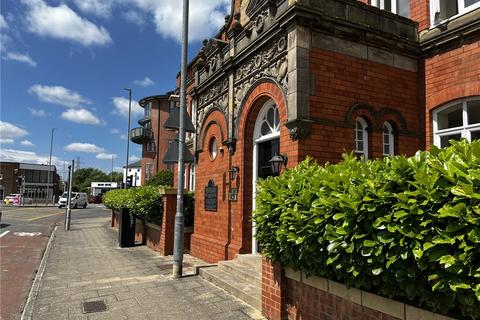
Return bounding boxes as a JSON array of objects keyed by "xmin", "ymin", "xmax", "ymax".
[{"xmin": 0, "ymin": 0, "xmax": 230, "ymax": 178}]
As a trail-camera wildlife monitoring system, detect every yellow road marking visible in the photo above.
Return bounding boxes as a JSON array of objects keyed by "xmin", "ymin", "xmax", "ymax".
[{"xmin": 27, "ymin": 212, "xmax": 64, "ymax": 221}]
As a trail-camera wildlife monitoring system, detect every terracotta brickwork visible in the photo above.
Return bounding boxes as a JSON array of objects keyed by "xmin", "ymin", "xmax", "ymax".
[
  {"xmin": 410, "ymin": 1, "xmax": 430, "ymax": 31},
  {"xmin": 424, "ymin": 41, "xmax": 480, "ymax": 146},
  {"xmin": 262, "ymin": 258, "xmax": 287, "ymax": 320},
  {"xmin": 305, "ymin": 48, "xmax": 423, "ymax": 163}
]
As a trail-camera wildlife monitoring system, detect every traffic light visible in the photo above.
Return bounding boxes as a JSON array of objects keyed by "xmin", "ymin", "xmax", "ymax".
[{"xmin": 17, "ymin": 177, "xmax": 23, "ymax": 186}]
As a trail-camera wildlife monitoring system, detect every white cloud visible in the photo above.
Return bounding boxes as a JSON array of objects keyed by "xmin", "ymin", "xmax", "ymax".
[
  {"xmin": 21, "ymin": 140, "xmax": 35, "ymax": 146},
  {"xmin": 3, "ymin": 52, "xmax": 37, "ymax": 67},
  {"xmin": 0, "ymin": 148, "xmax": 63, "ymax": 168},
  {"xmin": 123, "ymin": 10, "xmax": 146, "ymax": 26},
  {"xmin": 130, "ymin": 0, "xmax": 230, "ymax": 43},
  {"xmin": 0, "ymin": 138, "xmax": 15, "ymax": 144},
  {"xmin": 0, "ymin": 121, "xmax": 29, "ymax": 140},
  {"xmin": 110, "ymin": 128, "xmax": 120, "ymax": 134},
  {"xmin": 0, "ymin": 14, "xmax": 8, "ymax": 30},
  {"xmin": 29, "ymin": 108, "xmax": 49, "ymax": 117},
  {"xmin": 64, "ymin": 142, "xmax": 105, "ymax": 153},
  {"xmin": 134, "ymin": 76, "xmax": 154, "ymax": 87},
  {"xmin": 112, "ymin": 96, "xmax": 143, "ymax": 118},
  {"xmin": 72, "ymin": 0, "xmax": 114, "ymax": 18},
  {"xmin": 129, "ymin": 155, "xmax": 140, "ymax": 162},
  {"xmin": 22, "ymin": 0, "xmax": 112, "ymax": 46},
  {"xmin": 61, "ymin": 108, "xmax": 102, "ymax": 125},
  {"xmin": 96, "ymin": 152, "xmax": 117, "ymax": 160},
  {"xmin": 29, "ymin": 84, "xmax": 91, "ymax": 108},
  {"xmin": 120, "ymin": 134, "xmax": 127, "ymax": 140}
]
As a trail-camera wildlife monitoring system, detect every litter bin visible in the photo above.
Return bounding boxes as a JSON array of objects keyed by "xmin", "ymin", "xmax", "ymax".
[{"xmin": 118, "ymin": 208, "xmax": 135, "ymax": 247}]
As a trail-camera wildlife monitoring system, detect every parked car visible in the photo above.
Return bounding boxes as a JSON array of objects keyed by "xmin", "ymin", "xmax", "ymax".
[
  {"xmin": 88, "ymin": 194, "xmax": 103, "ymax": 204},
  {"xmin": 3, "ymin": 194, "xmax": 33, "ymax": 205},
  {"xmin": 58, "ymin": 192, "xmax": 88, "ymax": 208}
]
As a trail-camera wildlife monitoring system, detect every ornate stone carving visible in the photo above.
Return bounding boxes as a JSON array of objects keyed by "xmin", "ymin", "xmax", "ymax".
[
  {"xmin": 285, "ymin": 119, "xmax": 313, "ymax": 141},
  {"xmin": 233, "ymin": 35, "xmax": 288, "ymax": 120}
]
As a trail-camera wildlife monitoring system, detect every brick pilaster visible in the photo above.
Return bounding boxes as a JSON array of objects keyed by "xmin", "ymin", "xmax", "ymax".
[
  {"xmin": 159, "ymin": 192, "xmax": 176, "ymax": 255},
  {"xmin": 262, "ymin": 257, "xmax": 287, "ymax": 320}
]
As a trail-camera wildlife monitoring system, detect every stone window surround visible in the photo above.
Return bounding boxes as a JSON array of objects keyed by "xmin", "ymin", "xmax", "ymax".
[{"xmin": 430, "ymin": 0, "xmax": 480, "ymax": 28}]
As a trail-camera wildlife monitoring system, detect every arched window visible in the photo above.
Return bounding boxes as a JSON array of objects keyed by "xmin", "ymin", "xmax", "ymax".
[
  {"xmin": 355, "ymin": 117, "xmax": 369, "ymax": 159},
  {"xmin": 433, "ymin": 97, "xmax": 480, "ymax": 147},
  {"xmin": 383, "ymin": 122, "xmax": 394, "ymax": 156},
  {"xmin": 254, "ymin": 101, "xmax": 280, "ymax": 141}
]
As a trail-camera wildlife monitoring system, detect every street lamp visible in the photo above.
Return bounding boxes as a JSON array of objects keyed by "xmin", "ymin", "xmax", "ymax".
[
  {"xmin": 124, "ymin": 88, "xmax": 132, "ymax": 189},
  {"xmin": 46, "ymin": 128, "xmax": 55, "ymax": 206}
]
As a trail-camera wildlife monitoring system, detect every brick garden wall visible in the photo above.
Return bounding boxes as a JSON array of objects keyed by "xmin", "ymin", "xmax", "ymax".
[{"xmin": 424, "ymin": 41, "xmax": 480, "ymax": 146}]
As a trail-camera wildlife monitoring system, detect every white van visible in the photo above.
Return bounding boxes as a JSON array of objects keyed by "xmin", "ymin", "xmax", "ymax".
[{"xmin": 58, "ymin": 192, "xmax": 88, "ymax": 208}]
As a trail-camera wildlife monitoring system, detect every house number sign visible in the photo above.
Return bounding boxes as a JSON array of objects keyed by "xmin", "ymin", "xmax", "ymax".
[{"xmin": 204, "ymin": 180, "xmax": 218, "ymax": 211}]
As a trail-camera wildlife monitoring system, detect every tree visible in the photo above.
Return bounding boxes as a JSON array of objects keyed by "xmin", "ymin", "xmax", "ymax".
[
  {"xmin": 144, "ymin": 169, "xmax": 173, "ymax": 187},
  {"xmin": 73, "ymin": 168, "xmax": 110, "ymax": 192}
]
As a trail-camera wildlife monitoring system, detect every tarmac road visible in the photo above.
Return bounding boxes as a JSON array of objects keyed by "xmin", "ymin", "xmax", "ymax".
[{"xmin": 0, "ymin": 204, "xmax": 109, "ymax": 320}]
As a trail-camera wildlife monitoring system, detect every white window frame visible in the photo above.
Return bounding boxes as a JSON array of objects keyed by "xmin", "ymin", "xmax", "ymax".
[
  {"xmin": 189, "ymin": 164, "xmax": 195, "ymax": 191},
  {"xmin": 433, "ymin": 97, "xmax": 480, "ymax": 147},
  {"xmin": 371, "ymin": 0, "xmax": 410, "ymax": 17},
  {"xmin": 383, "ymin": 122, "xmax": 395, "ymax": 156},
  {"xmin": 355, "ymin": 117, "xmax": 369, "ymax": 159},
  {"xmin": 252, "ymin": 100, "xmax": 281, "ymax": 254},
  {"xmin": 430, "ymin": 0, "xmax": 480, "ymax": 27}
]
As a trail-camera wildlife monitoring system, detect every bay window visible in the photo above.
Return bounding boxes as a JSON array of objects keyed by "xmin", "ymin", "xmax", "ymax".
[{"xmin": 433, "ymin": 98, "xmax": 480, "ymax": 147}]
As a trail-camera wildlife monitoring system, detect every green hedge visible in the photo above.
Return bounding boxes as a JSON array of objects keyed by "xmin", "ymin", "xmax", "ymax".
[
  {"xmin": 254, "ymin": 140, "xmax": 480, "ymax": 318},
  {"xmin": 103, "ymin": 186, "xmax": 163, "ymax": 225},
  {"xmin": 103, "ymin": 187, "xmax": 194, "ymax": 227},
  {"xmin": 145, "ymin": 169, "xmax": 173, "ymax": 187}
]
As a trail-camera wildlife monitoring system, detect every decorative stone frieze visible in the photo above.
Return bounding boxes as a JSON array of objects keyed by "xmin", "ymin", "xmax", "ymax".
[{"xmin": 233, "ymin": 35, "xmax": 288, "ymax": 121}]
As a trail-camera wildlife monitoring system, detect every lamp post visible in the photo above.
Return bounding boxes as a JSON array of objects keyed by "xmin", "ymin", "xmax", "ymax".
[
  {"xmin": 124, "ymin": 88, "xmax": 132, "ymax": 189},
  {"xmin": 172, "ymin": 0, "xmax": 189, "ymax": 279},
  {"xmin": 46, "ymin": 128, "xmax": 55, "ymax": 206}
]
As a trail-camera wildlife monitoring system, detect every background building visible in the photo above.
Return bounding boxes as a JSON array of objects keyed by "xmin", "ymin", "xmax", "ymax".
[
  {"xmin": 90, "ymin": 182, "xmax": 119, "ymax": 196},
  {"xmin": 0, "ymin": 162, "xmax": 60, "ymax": 203},
  {"xmin": 122, "ymin": 160, "xmax": 142, "ymax": 187},
  {"xmin": 130, "ymin": 94, "xmax": 177, "ymax": 185}
]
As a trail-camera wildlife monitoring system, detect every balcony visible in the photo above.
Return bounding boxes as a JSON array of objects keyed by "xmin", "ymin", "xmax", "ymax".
[{"xmin": 130, "ymin": 127, "xmax": 152, "ymax": 144}]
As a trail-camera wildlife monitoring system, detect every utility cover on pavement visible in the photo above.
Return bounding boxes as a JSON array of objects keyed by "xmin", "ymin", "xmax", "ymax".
[{"xmin": 82, "ymin": 301, "xmax": 107, "ymax": 314}]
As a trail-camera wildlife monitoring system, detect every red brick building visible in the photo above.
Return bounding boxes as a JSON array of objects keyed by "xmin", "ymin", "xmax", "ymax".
[
  {"xmin": 129, "ymin": 94, "xmax": 177, "ymax": 185},
  {"xmin": 177, "ymin": 0, "xmax": 480, "ymax": 265}
]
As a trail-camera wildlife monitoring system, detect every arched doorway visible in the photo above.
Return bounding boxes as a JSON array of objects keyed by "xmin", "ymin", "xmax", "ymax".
[{"xmin": 252, "ymin": 99, "xmax": 280, "ymax": 253}]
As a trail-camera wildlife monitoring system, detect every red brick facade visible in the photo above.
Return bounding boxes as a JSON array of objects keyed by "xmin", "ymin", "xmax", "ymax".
[{"xmin": 424, "ymin": 41, "xmax": 480, "ymax": 146}]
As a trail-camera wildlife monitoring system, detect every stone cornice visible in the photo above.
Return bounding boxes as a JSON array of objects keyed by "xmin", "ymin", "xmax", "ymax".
[{"xmin": 420, "ymin": 8, "xmax": 480, "ymax": 57}]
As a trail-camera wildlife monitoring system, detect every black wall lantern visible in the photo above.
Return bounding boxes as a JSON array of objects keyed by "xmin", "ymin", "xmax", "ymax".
[
  {"xmin": 229, "ymin": 166, "xmax": 240, "ymax": 181},
  {"xmin": 269, "ymin": 154, "xmax": 288, "ymax": 176}
]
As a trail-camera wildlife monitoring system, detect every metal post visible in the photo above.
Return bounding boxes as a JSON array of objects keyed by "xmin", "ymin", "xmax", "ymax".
[
  {"xmin": 124, "ymin": 88, "xmax": 132, "ymax": 189},
  {"xmin": 46, "ymin": 128, "xmax": 55, "ymax": 206},
  {"xmin": 111, "ymin": 155, "xmax": 114, "ymax": 182},
  {"xmin": 65, "ymin": 160, "xmax": 74, "ymax": 231},
  {"xmin": 173, "ymin": 0, "xmax": 189, "ymax": 279}
]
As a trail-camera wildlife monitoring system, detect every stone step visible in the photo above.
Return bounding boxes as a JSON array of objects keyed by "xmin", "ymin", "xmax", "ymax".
[
  {"xmin": 199, "ymin": 266, "xmax": 261, "ymax": 310},
  {"xmin": 218, "ymin": 260, "xmax": 261, "ymax": 284},
  {"xmin": 234, "ymin": 254, "xmax": 262, "ymax": 272}
]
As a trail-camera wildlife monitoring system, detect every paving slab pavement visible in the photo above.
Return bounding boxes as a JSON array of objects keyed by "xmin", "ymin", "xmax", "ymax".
[{"xmin": 27, "ymin": 216, "xmax": 265, "ymax": 320}]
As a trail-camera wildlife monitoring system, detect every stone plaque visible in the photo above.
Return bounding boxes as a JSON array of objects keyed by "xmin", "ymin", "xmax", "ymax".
[{"xmin": 204, "ymin": 180, "xmax": 218, "ymax": 211}]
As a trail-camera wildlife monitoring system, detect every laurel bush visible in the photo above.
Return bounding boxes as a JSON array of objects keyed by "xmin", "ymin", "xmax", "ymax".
[{"xmin": 254, "ymin": 139, "xmax": 480, "ymax": 318}]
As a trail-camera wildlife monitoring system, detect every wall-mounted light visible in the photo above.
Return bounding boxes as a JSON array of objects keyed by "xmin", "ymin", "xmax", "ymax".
[
  {"xmin": 229, "ymin": 166, "xmax": 240, "ymax": 181},
  {"xmin": 269, "ymin": 154, "xmax": 288, "ymax": 176}
]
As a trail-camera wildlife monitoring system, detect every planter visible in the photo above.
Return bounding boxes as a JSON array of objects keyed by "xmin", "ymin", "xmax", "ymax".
[
  {"xmin": 135, "ymin": 218, "xmax": 146, "ymax": 245},
  {"xmin": 145, "ymin": 222, "xmax": 162, "ymax": 252},
  {"xmin": 261, "ymin": 258, "xmax": 456, "ymax": 320}
]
